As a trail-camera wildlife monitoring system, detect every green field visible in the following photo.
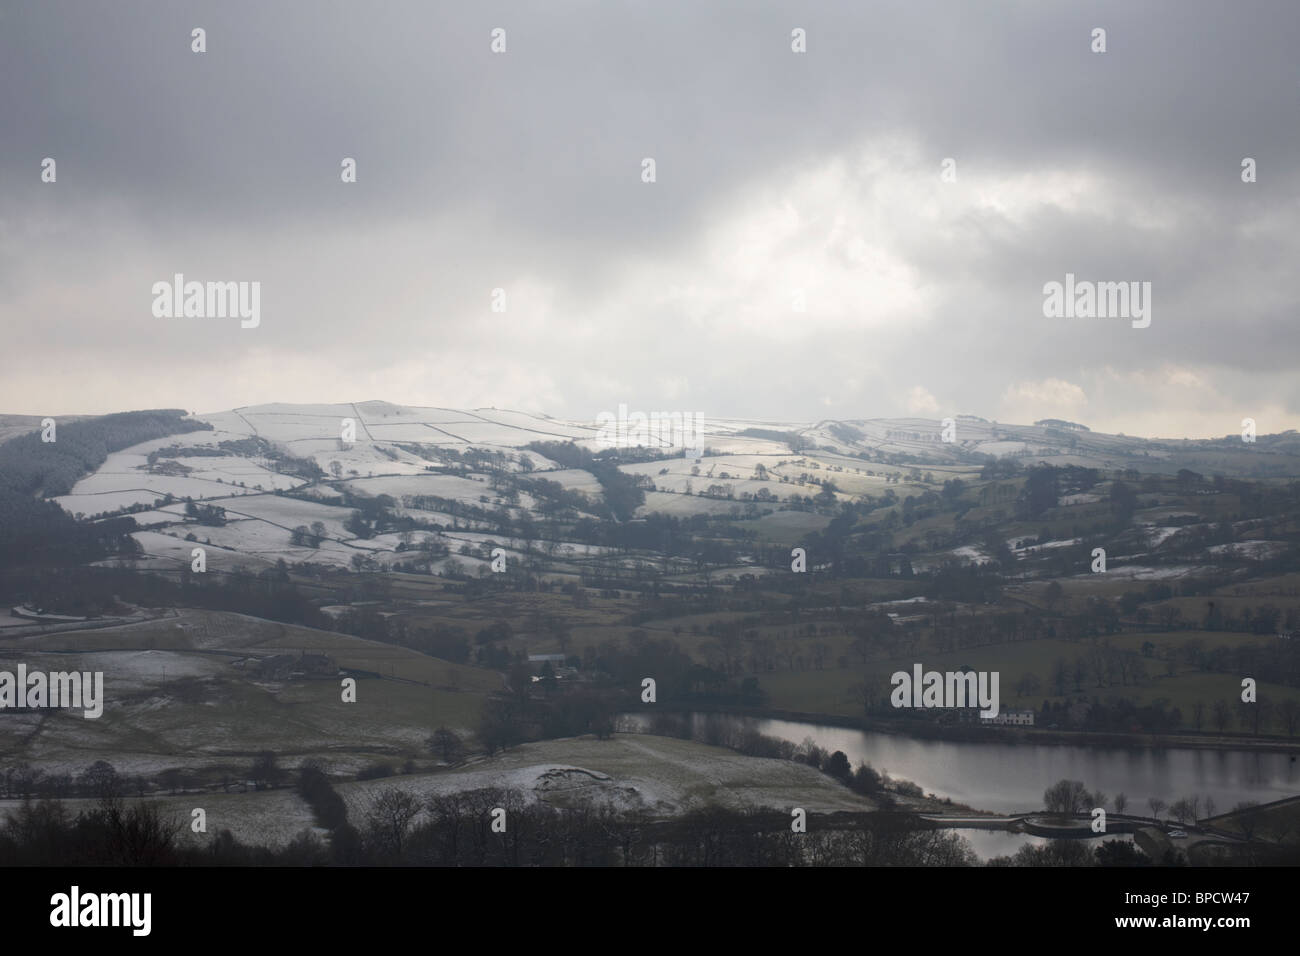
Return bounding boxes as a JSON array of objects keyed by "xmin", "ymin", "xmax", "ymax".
[{"xmin": 0, "ymin": 609, "xmax": 497, "ymax": 781}]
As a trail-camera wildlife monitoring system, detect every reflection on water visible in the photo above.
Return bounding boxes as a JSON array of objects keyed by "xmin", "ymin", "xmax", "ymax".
[{"xmin": 623, "ymin": 712, "xmax": 1300, "ymax": 814}]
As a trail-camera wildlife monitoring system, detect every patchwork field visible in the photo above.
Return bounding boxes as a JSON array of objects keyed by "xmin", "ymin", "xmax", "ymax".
[{"xmin": 0, "ymin": 610, "xmax": 497, "ymax": 779}]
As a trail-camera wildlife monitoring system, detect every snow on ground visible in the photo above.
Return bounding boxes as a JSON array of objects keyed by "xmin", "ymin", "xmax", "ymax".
[
  {"xmin": 641, "ymin": 473, "xmax": 786, "ymax": 500},
  {"xmin": 1008, "ymin": 537, "xmax": 1081, "ymax": 552},
  {"xmin": 164, "ymin": 519, "xmax": 359, "ymax": 566},
  {"xmin": 128, "ymin": 527, "xmax": 361, "ymax": 571},
  {"xmin": 217, "ymin": 494, "xmax": 353, "ymax": 536},
  {"xmin": 396, "ymin": 507, "xmax": 489, "ymax": 529},
  {"xmin": 85, "ymin": 648, "xmax": 222, "ymax": 686},
  {"xmin": 3, "ymin": 732, "xmax": 876, "ymax": 848},
  {"xmin": 111, "ymin": 509, "xmax": 181, "ymax": 528},
  {"xmin": 172, "ymin": 456, "xmax": 303, "ymax": 490},
  {"xmin": 57, "ymin": 490, "xmax": 176, "ymax": 516},
  {"xmin": 430, "ymin": 555, "xmax": 490, "ymax": 575},
  {"xmin": 531, "ymin": 468, "xmax": 604, "ymax": 494},
  {"xmin": 635, "ymin": 491, "xmax": 749, "ymax": 517},
  {"xmin": 55, "ymin": 479, "xmax": 262, "ymax": 516},
  {"xmin": 343, "ymin": 474, "xmax": 495, "ymax": 502},
  {"xmin": 336, "ymin": 733, "xmax": 875, "ymax": 824},
  {"xmin": 197, "ymin": 403, "xmax": 595, "ymax": 451},
  {"xmin": 177, "ymin": 518, "xmax": 299, "ymax": 552},
  {"xmin": 55, "ymin": 437, "xmax": 293, "ymax": 514},
  {"xmin": 1208, "ymin": 541, "xmax": 1287, "ymax": 559},
  {"xmin": 950, "ymin": 546, "xmax": 991, "ymax": 563},
  {"xmin": 1139, "ymin": 511, "xmax": 1200, "ymax": 524},
  {"xmin": 1144, "ymin": 527, "xmax": 1185, "ymax": 547},
  {"xmin": 130, "ymin": 530, "xmax": 203, "ymax": 565},
  {"xmin": 621, "ymin": 454, "xmax": 786, "ymax": 482},
  {"xmin": 1072, "ymin": 564, "xmax": 1204, "ymax": 580},
  {"xmin": 970, "ymin": 441, "xmax": 1030, "ymax": 457},
  {"xmin": 740, "ymin": 510, "xmax": 831, "ymax": 537}
]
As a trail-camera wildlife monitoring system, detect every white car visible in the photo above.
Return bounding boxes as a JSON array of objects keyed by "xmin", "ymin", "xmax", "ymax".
[{"xmin": 1167, "ymin": 829, "xmax": 1188, "ymax": 839}]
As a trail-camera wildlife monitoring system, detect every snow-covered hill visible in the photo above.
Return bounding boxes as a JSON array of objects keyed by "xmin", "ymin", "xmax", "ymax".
[{"xmin": 40, "ymin": 402, "xmax": 1300, "ymax": 576}]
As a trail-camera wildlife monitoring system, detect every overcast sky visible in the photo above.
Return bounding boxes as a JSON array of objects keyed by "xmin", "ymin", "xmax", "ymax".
[{"xmin": 2, "ymin": 0, "xmax": 1297, "ymax": 438}]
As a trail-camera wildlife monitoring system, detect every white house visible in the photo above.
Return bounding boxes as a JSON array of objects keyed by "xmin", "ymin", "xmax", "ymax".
[{"xmin": 981, "ymin": 709, "xmax": 1035, "ymax": 726}]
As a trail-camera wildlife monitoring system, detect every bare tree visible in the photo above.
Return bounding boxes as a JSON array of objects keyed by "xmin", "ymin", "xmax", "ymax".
[
  {"xmin": 1148, "ymin": 797, "xmax": 1167, "ymax": 822},
  {"xmin": 364, "ymin": 787, "xmax": 421, "ymax": 858},
  {"xmin": 1169, "ymin": 798, "xmax": 1194, "ymax": 826},
  {"xmin": 79, "ymin": 760, "xmax": 123, "ymax": 799},
  {"xmin": 250, "ymin": 751, "xmax": 281, "ymax": 790},
  {"xmin": 1073, "ymin": 655, "xmax": 1091, "ymax": 692},
  {"xmin": 427, "ymin": 727, "xmax": 465, "ymax": 764},
  {"xmin": 846, "ymin": 680, "xmax": 877, "ymax": 716},
  {"xmin": 1044, "ymin": 779, "xmax": 1090, "ymax": 816},
  {"xmin": 1231, "ymin": 801, "xmax": 1261, "ymax": 841},
  {"xmin": 1052, "ymin": 658, "xmax": 1070, "ymax": 695},
  {"xmin": 1212, "ymin": 699, "xmax": 1232, "ymax": 733},
  {"xmin": 1113, "ymin": 792, "xmax": 1128, "ymax": 815},
  {"xmin": 95, "ymin": 797, "xmax": 184, "ymax": 865}
]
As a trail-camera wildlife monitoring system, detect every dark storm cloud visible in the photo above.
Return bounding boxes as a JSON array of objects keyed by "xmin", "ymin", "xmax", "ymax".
[{"xmin": 1, "ymin": 0, "xmax": 1297, "ymax": 436}]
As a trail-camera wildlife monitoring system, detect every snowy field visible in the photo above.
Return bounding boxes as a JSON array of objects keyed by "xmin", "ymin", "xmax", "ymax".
[{"xmin": 343, "ymin": 473, "xmax": 494, "ymax": 502}]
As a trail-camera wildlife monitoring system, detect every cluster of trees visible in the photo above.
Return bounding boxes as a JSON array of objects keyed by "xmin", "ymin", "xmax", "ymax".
[
  {"xmin": 289, "ymin": 521, "xmax": 327, "ymax": 547},
  {"xmin": 1043, "ymin": 779, "xmax": 1109, "ymax": 816},
  {"xmin": 0, "ymin": 794, "xmax": 185, "ymax": 866},
  {"xmin": 1187, "ymin": 697, "xmax": 1299, "ymax": 737},
  {"xmin": 354, "ymin": 785, "xmax": 977, "ymax": 866},
  {"xmin": 477, "ymin": 687, "xmax": 619, "ymax": 754},
  {"xmin": 2, "ymin": 564, "xmax": 330, "ymax": 630},
  {"xmin": 0, "ymin": 409, "xmax": 206, "ymax": 570},
  {"xmin": 0, "ymin": 500, "xmax": 140, "ymax": 577},
  {"xmin": 8, "ymin": 785, "xmax": 1285, "ymax": 867},
  {"xmin": 2, "ymin": 755, "xmax": 287, "ymax": 804},
  {"xmin": 337, "ymin": 785, "xmax": 971, "ymax": 866},
  {"xmin": 0, "ymin": 409, "xmax": 208, "ymax": 499},
  {"xmin": 298, "ymin": 760, "xmax": 350, "ymax": 833},
  {"xmin": 184, "ymin": 500, "xmax": 227, "ymax": 526},
  {"xmin": 989, "ymin": 840, "xmax": 1151, "ymax": 867},
  {"xmin": 1047, "ymin": 644, "xmax": 1152, "ymax": 695},
  {"xmin": 2, "ymin": 760, "xmax": 146, "ymax": 801},
  {"xmin": 467, "ymin": 638, "xmax": 777, "ymax": 753},
  {"xmin": 1042, "ymin": 778, "xmax": 1243, "ymax": 834},
  {"xmin": 514, "ymin": 476, "xmax": 592, "ymax": 518},
  {"xmin": 524, "ymin": 442, "xmax": 647, "ymax": 521},
  {"xmin": 1040, "ymin": 697, "xmax": 1184, "ymax": 734},
  {"xmin": 148, "ymin": 436, "xmax": 322, "ymax": 481}
]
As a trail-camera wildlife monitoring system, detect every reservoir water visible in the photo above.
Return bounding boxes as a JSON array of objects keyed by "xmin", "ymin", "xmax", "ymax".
[{"xmin": 624, "ymin": 713, "xmax": 1300, "ymax": 815}]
